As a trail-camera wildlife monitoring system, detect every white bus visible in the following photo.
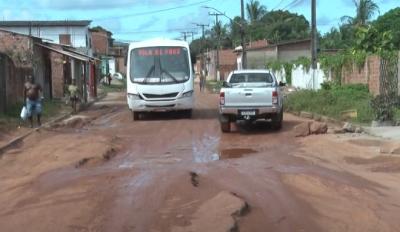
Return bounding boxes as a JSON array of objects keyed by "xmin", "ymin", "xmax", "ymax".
[{"xmin": 127, "ymin": 39, "xmax": 194, "ymax": 120}]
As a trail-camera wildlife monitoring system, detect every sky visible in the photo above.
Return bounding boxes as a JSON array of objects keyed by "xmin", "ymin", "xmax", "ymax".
[{"xmin": 0, "ymin": 0, "xmax": 398, "ymax": 42}]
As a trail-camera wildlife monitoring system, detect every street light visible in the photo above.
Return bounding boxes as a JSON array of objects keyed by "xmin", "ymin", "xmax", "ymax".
[
  {"xmin": 202, "ymin": 5, "xmax": 246, "ymax": 69},
  {"xmin": 202, "ymin": 6, "xmax": 243, "ymax": 28}
]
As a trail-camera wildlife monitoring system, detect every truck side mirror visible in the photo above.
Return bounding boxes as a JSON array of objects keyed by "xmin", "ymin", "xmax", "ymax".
[{"xmin": 222, "ymin": 81, "xmax": 231, "ymax": 88}]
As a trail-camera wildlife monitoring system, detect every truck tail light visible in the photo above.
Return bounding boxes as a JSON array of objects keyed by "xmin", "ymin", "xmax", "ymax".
[
  {"xmin": 220, "ymin": 92, "xmax": 225, "ymax": 105},
  {"xmin": 272, "ymin": 91, "xmax": 278, "ymax": 104}
]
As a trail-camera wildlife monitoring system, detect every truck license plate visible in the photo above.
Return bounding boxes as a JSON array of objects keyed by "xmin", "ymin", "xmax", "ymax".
[{"xmin": 240, "ymin": 110, "xmax": 256, "ymax": 116}]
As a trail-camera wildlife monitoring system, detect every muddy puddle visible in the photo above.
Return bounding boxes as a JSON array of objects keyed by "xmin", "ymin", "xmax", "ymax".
[{"xmin": 219, "ymin": 148, "xmax": 257, "ymax": 159}]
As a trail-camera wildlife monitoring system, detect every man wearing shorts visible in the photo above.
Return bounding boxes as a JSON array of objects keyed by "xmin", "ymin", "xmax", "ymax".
[{"xmin": 24, "ymin": 76, "xmax": 42, "ymax": 128}]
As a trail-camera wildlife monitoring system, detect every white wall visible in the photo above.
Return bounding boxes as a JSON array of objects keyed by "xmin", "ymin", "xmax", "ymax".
[
  {"xmin": 271, "ymin": 68, "xmax": 286, "ymax": 83},
  {"xmin": 291, "ymin": 63, "xmax": 330, "ymax": 90},
  {"xmin": 108, "ymin": 58, "xmax": 116, "ymax": 75}
]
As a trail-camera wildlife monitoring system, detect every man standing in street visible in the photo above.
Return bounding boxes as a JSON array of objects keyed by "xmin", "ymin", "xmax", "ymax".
[{"xmin": 24, "ymin": 75, "xmax": 43, "ymax": 128}]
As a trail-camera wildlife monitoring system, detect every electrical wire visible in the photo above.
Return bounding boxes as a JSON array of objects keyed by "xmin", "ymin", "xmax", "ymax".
[
  {"xmin": 92, "ymin": 0, "xmax": 214, "ymax": 21},
  {"xmin": 272, "ymin": 0, "xmax": 287, "ymax": 10},
  {"xmin": 281, "ymin": 0, "xmax": 303, "ymax": 10}
]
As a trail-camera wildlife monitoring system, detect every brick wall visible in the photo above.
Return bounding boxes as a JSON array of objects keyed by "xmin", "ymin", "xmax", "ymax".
[
  {"xmin": 342, "ymin": 55, "xmax": 381, "ymax": 95},
  {"xmin": 91, "ymin": 31, "xmax": 109, "ymax": 56},
  {"xmin": 50, "ymin": 51, "xmax": 65, "ymax": 98},
  {"xmin": 0, "ymin": 31, "xmax": 34, "ymax": 68},
  {"xmin": 115, "ymin": 57, "xmax": 126, "ymax": 76}
]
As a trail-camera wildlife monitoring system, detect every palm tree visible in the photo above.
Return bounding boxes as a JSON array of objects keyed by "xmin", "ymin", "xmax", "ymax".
[
  {"xmin": 246, "ymin": 0, "xmax": 267, "ymax": 24},
  {"xmin": 341, "ymin": 0, "xmax": 379, "ymax": 26}
]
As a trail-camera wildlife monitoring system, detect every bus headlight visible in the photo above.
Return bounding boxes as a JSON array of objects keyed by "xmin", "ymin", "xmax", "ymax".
[
  {"xmin": 181, "ymin": 90, "xmax": 193, "ymax": 98},
  {"xmin": 128, "ymin": 93, "xmax": 142, "ymax": 100}
]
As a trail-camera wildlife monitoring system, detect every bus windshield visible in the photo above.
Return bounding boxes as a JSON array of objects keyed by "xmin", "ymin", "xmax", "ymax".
[{"xmin": 130, "ymin": 46, "xmax": 190, "ymax": 84}]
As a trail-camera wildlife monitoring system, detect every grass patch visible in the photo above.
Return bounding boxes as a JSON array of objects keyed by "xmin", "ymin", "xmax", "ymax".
[
  {"xmin": 205, "ymin": 80, "xmax": 223, "ymax": 93},
  {"xmin": 99, "ymin": 80, "xmax": 126, "ymax": 93},
  {"xmin": 285, "ymin": 84, "xmax": 375, "ymax": 123},
  {"xmin": 0, "ymin": 100, "xmax": 69, "ymax": 128}
]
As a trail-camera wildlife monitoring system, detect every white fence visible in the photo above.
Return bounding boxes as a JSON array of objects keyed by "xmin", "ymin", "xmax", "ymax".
[{"xmin": 269, "ymin": 63, "xmax": 329, "ymax": 90}]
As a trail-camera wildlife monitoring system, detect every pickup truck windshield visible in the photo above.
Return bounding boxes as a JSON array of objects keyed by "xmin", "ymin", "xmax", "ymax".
[
  {"xmin": 229, "ymin": 73, "xmax": 274, "ymax": 84},
  {"xmin": 130, "ymin": 47, "xmax": 190, "ymax": 84}
]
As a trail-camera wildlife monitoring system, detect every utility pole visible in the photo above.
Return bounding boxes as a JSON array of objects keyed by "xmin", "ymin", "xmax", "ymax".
[
  {"xmin": 311, "ymin": 0, "xmax": 317, "ymax": 89},
  {"xmin": 181, "ymin": 32, "xmax": 187, "ymax": 41},
  {"xmin": 209, "ymin": 12, "xmax": 223, "ymax": 80},
  {"xmin": 193, "ymin": 23, "xmax": 209, "ymax": 80},
  {"xmin": 240, "ymin": 0, "xmax": 247, "ymax": 69}
]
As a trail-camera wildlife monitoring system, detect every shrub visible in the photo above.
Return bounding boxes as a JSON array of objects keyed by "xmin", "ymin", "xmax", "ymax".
[{"xmin": 285, "ymin": 84, "xmax": 374, "ymax": 123}]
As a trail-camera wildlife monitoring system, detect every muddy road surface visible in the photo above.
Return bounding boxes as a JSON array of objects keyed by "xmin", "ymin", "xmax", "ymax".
[{"xmin": 1, "ymin": 90, "xmax": 400, "ymax": 232}]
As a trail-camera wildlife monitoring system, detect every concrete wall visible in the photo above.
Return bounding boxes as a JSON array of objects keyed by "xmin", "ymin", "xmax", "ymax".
[
  {"xmin": 291, "ymin": 63, "xmax": 329, "ymax": 90},
  {"xmin": 278, "ymin": 42, "xmax": 310, "ymax": 62},
  {"xmin": 246, "ymin": 47, "xmax": 277, "ymax": 69}
]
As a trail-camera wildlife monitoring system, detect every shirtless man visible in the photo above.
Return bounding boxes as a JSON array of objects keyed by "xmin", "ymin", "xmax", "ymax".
[{"xmin": 24, "ymin": 76, "xmax": 42, "ymax": 128}]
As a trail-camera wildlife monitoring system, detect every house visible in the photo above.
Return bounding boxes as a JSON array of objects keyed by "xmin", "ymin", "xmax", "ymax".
[
  {"xmin": 0, "ymin": 28, "xmax": 97, "ymax": 113},
  {"xmin": 0, "ymin": 20, "xmax": 93, "ymax": 55},
  {"xmin": 110, "ymin": 41, "xmax": 129, "ymax": 77},
  {"xmin": 237, "ymin": 39, "xmax": 311, "ymax": 69},
  {"xmin": 0, "ymin": 29, "xmax": 48, "ymax": 113},
  {"xmin": 36, "ymin": 42, "xmax": 98, "ymax": 101},
  {"xmin": 89, "ymin": 27, "xmax": 114, "ymax": 77}
]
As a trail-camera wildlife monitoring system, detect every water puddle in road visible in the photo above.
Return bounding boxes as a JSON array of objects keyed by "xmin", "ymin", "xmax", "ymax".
[
  {"xmin": 191, "ymin": 134, "xmax": 258, "ymax": 162},
  {"xmin": 219, "ymin": 148, "xmax": 257, "ymax": 159},
  {"xmin": 192, "ymin": 134, "xmax": 220, "ymax": 163}
]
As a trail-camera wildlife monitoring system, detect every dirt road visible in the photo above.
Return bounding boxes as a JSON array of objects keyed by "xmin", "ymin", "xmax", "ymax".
[{"xmin": 1, "ymin": 89, "xmax": 400, "ymax": 232}]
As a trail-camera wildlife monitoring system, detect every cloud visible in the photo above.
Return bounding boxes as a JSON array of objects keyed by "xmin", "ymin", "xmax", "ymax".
[{"xmin": 35, "ymin": 0, "xmax": 190, "ymax": 10}]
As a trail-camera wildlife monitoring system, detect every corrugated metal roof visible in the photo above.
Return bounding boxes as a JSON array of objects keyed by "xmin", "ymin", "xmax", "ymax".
[{"xmin": 0, "ymin": 20, "xmax": 91, "ymax": 27}]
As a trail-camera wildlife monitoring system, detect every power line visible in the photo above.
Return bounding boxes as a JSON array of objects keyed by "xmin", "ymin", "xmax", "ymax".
[
  {"xmin": 282, "ymin": 0, "xmax": 303, "ymax": 11},
  {"xmin": 272, "ymin": 0, "xmax": 288, "ymax": 10},
  {"xmin": 113, "ymin": 27, "xmax": 198, "ymax": 34},
  {"xmin": 93, "ymin": 0, "xmax": 214, "ymax": 21}
]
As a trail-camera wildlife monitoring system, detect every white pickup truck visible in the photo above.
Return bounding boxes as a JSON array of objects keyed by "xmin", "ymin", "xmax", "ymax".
[{"xmin": 219, "ymin": 69, "xmax": 285, "ymax": 132}]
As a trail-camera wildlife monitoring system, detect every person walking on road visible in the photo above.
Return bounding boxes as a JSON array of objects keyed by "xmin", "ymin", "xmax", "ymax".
[
  {"xmin": 68, "ymin": 79, "xmax": 79, "ymax": 113},
  {"xmin": 199, "ymin": 70, "xmax": 206, "ymax": 92},
  {"xmin": 24, "ymin": 75, "xmax": 43, "ymax": 128},
  {"xmin": 107, "ymin": 73, "xmax": 112, "ymax": 85}
]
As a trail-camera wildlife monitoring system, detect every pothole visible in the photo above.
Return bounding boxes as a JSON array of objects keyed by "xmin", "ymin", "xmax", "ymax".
[
  {"xmin": 75, "ymin": 147, "xmax": 117, "ymax": 168},
  {"xmin": 219, "ymin": 148, "xmax": 257, "ymax": 159}
]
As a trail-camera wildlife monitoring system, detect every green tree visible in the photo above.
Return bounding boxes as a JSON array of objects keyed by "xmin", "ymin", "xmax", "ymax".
[
  {"xmin": 259, "ymin": 10, "xmax": 310, "ymax": 43},
  {"xmin": 373, "ymin": 7, "xmax": 400, "ymax": 49},
  {"xmin": 341, "ymin": 0, "xmax": 379, "ymax": 26},
  {"xmin": 246, "ymin": 0, "xmax": 267, "ymax": 24}
]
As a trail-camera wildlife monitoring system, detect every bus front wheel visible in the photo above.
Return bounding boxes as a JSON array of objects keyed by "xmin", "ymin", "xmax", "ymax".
[{"xmin": 132, "ymin": 111, "xmax": 140, "ymax": 121}]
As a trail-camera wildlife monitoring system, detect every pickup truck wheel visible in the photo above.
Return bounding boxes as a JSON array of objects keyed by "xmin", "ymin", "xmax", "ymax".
[
  {"xmin": 132, "ymin": 112, "xmax": 140, "ymax": 121},
  {"xmin": 183, "ymin": 110, "xmax": 192, "ymax": 119},
  {"xmin": 219, "ymin": 114, "xmax": 231, "ymax": 133},
  {"xmin": 220, "ymin": 121, "xmax": 231, "ymax": 133},
  {"xmin": 271, "ymin": 111, "xmax": 283, "ymax": 130}
]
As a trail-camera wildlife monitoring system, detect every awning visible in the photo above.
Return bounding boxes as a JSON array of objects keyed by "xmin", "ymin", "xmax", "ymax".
[{"xmin": 35, "ymin": 43, "xmax": 92, "ymax": 62}]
